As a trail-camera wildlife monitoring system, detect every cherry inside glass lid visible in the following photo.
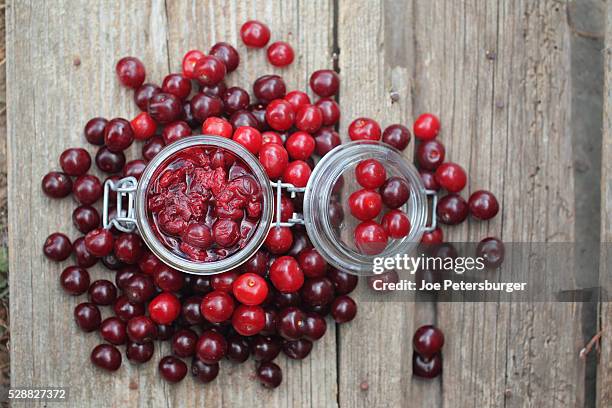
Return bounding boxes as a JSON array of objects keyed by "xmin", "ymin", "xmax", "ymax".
[{"xmin": 146, "ymin": 145, "xmax": 264, "ymax": 262}]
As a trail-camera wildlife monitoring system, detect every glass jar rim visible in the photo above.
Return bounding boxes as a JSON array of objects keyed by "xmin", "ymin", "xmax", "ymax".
[{"xmin": 134, "ymin": 135, "xmax": 274, "ymax": 275}]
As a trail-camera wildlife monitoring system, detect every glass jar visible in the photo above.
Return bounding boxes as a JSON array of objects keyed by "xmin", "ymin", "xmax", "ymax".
[{"xmin": 104, "ymin": 136, "xmax": 436, "ymax": 276}]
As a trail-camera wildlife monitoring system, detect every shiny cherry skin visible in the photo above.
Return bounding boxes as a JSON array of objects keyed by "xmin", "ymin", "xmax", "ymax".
[
  {"xmin": 95, "ymin": 146, "xmax": 126, "ymax": 174},
  {"xmin": 253, "ymin": 75, "xmax": 286, "ymax": 104},
  {"xmin": 161, "ymin": 121, "xmax": 191, "ymax": 145},
  {"xmin": 42, "ymin": 171, "xmax": 72, "ymax": 198},
  {"xmin": 476, "ymin": 237, "xmax": 505, "ymax": 268},
  {"xmin": 413, "ymin": 325, "xmax": 445, "ymax": 358},
  {"xmin": 72, "ymin": 237, "xmax": 98, "ymax": 268},
  {"xmin": 200, "ymin": 290, "xmax": 234, "ymax": 323},
  {"xmin": 91, "ymin": 344, "xmax": 122, "ymax": 371},
  {"xmin": 127, "ymin": 316, "xmax": 158, "ymax": 344},
  {"xmin": 114, "ymin": 233, "xmax": 143, "ymax": 264},
  {"xmin": 88, "ymin": 279, "xmax": 117, "ymax": 305},
  {"xmin": 382, "ymin": 124, "xmax": 411, "ymax": 151},
  {"xmin": 104, "ymin": 118, "xmax": 134, "ymax": 152},
  {"xmin": 468, "ymin": 190, "xmax": 499, "ymax": 220},
  {"xmin": 226, "ymin": 334, "xmax": 250, "ymax": 363},
  {"xmin": 126, "ymin": 341, "xmax": 154, "ymax": 363},
  {"xmin": 116, "ymin": 57, "xmax": 145, "ymax": 88},
  {"xmin": 285, "ymin": 131, "xmax": 315, "ymax": 161},
  {"xmin": 419, "ymin": 170, "xmax": 440, "ymax": 191},
  {"xmin": 288, "ymin": 227, "xmax": 312, "ymax": 257},
  {"xmin": 265, "ymin": 99, "xmax": 295, "ymax": 131},
  {"xmin": 257, "ymin": 361, "xmax": 283, "ymax": 388},
  {"xmin": 416, "ymin": 140, "xmax": 445, "ymax": 170},
  {"xmin": 232, "ymin": 126, "xmax": 263, "ymax": 154},
  {"xmin": 355, "ymin": 159, "xmax": 387, "ymax": 189},
  {"xmin": 413, "ymin": 353, "xmax": 442, "ymax": 379},
  {"xmin": 222, "ymin": 87, "xmax": 250, "ymax": 114},
  {"xmin": 296, "ymin": 248, "xmax": 327, "ymax": 278},
  {"xmin": 74, "ymin": 302, "xmax": 101, "ymax": 332},
  {"xmin": 124, "ymin": 273, "xmax": 156, "ymax": 304},
  {"xmin": 130, "ymin": 112, "xmax": 157, "ymax": 140},
  {"xmin": 171, "ymin": 328, "xmax": 198, "ymax": 358},
  {"xmin": 348, "ymin": 117, "xmax": 381, "ymax": 141},
  {"xmin": 349, "ymin": 189, "xmax": 383, "ymax": 221},
  {"xmin": 261, "ymin": 308, "xmax": 279, "ymax": 336},
  {"xmin": 194, "ymin": 55, "xmax": 226, "ymax": 86},
  {"xmin": 282, "ymin": 160, "xmax": 311, "ymax": 187},
  {"xmin": 381, "ymin": 209, "xmax": 411, "ymax": 239},
  {"xmin": 196, "ymin": 330, "xmax": 227, "ymax": 364},
  {"xmin": 210, "ymin": 42, "xmax": 240, "ymax": 72},
  {"xmin": 269, "ymin": 256, "xmax": 304, "ymax": 293},
  {"xmin": 437, "ymin": 193, "xmax": 469, "ymax": 225},
  {"xmin": 276, "ymin": 306, "xmax": 305, "ymax": 340},
  {"xmin": 273, "ymin": 291, "xmax": 301, "ymax": 309},
  {"xmin": 162, "ymin": 73, "xmax": 192, "ymax": 100},
  {"xmin": 59, "ymin": 148, "xmax": 91, "ymax": 176},
  {"xmin": 240, "ymin": 20, "xmax": 271, "ymax": 48},
  {"xmin": 379, "ymin": 177, "xmax": 410, "ymax": 209},
  {"xmin": 327, "ymin": 268, "xmax": 358, "ymax": 295},
  {"xmin": 435, "ymin": 162, "xmax": 467, "ymax": 192},
  {"xmin": 100, "ymin": 317, "xmax": 127, "ymax": 345},
  {"xmin": 230, "ymin": 110, "xmax": 259, "ymax": 129},
  {"xmin": 301, "ymin": 277, "xmax": 335, "ymax": 307},
  {"xmin": 302, "ymin": 312, "xmax": 327, "ymax": 341},
  {"xmin": 122, "ymin": 159, "xmax": 146, "ymax": 180},
  {"xmin": 148, "ymin": 92, "xmax": 182, "ymax": 124},
  {"xmin": 73, "ymin": 175, "xmax": 103, "ymax": 205},
  {"xmin": 43, "ymin": 232, "xmax": 72, "ymax": 261},
  {"xmin": 190, "ymin": 93, "xmax": 224, "ymax": 122},
  {"xmin": 191, "ymin": 358, "xmax": 220, "ymax": 383},
  {"xmin": 134, "ymin": 83, "xmax": 161, "ymax": 111},
  {"xmin": 233, "ymin": 273, "xmax": 269, "ymax": 306},
  {"xmin": 232, "ymin": 304, "xmax": 266, "ymax": 336},
  {"xmin": 180, "ymin": 296, "xmax": 204, "ymax": 325},
  {"xmin": 113, "ymin": 295, "xmax": 145, "ymax": 322},
  {"xmin": 413, "ymin": 113, "xmax": 440, "ymax": 141},
  {"xmin": 210, "ymin": 269, "xmax": 240, "ymax": 292},
  {"xmin": 264, "ymin": 227, "xmax": 294, "ymax": 255},
  {"xmin": 258, "ymin": 143, "xmax": 289, "ymax": 179},
  {"xmin": 182, "ymin": 49, "xmax": 205, "ymax": 79},
  {"xmin": 148, "ymin": 292, "xmax": 181, "ymax": 325},
  {"xmin": 212, "ymin": 219, "xmax": 240, "ymax": 248},
  {"xmin": 285, "ymin": 91, "xmax": 311, "ymax": 112},
  {"xmin": 315, "ymin": 98, "xmax": 340, "ymax": 126},
  {"xmin": 60, "ymin": 266, "xmax": 90, "ymax": 295},
  {"xmin": 159, "ymin": 356, "xmax": 188, "ymax": 383},
  {"xmin": 267, "ymin": 41, "xmax": 294, "ymax": 67},
  {"xmin": 200, "ymin": 77, "xmax": 228, "ymax": 98},
  {"xmin": 314, "ymin": 127, "xmax": 341, "ymax": 156},
  {"xmin": 242, "ymin": 251, "xmax": 269, "ymax": 276},
  {"xmin": 294, "ymin": 105, "xmax": 322, "ymax": 133},
  {"xmin": 153, "ymin": 264, "xmax": 184, "ymax": 292},
  {"xmin": 354, "ymin": 221, "xmax": 388, "ymax": 255},
  {"xmin": 115, "ymin": 266, "xmax": 138, "ymax": 291},
  {"xmin": 101, "ymin": 253, "xmax": 124, "ymax": 270},
  {"xmin": 251, "ymin": 335, "xmax": 282, "ymax": 362},
  {"xmin": 331, "ymin": 295, "xmax": 357, "ymax": 323},
  {"xmin": 283, "ymin": 339, "xmax": 313, "ymax": 360},
  {"xmin": 142, "ymin": 136, "xmax": 165, "ymax": 162},
  {"xmin": 420, "ymin": 227, "xmax": 444, "ymax": 245},
  {"xmin": 156, "ymin": 324, "xmax": 175, "ymax": 341},
  {"xmin": 309, "ymin": 69, "xmax": 340, "ymax": 97},
  {"xmin": 84, "ymin": 117, "xmax": 108, "ymax": 145},
  {"xmin": 72, "ymin": 205, "xmax": 100, "ymax": 234},
  {"xmin": 249, "ymin": 103, "xmax": 268, "ymax": 130}
]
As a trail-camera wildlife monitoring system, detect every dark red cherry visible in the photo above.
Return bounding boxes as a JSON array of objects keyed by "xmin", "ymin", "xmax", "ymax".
[
  {"xmin": 88, "ymin": 279, "xmax": 117, "ymax": 305},
  {"xmin": 42, "ymin": 171, "xmax": 73, "ymax": 198},
  {"xmin": 416, "ymin": 140, "xmax": 445, "ymax": 170},
  {"xmin": 476, "ymin": 237, "xmax": 505, "ymax": 268},
  {"xmin": 276, "ymin": 306, "xmax": 305, "ymax": 340},
  {"xmin": 148, "ymin": 93, "xmax": 182, "ymax": 124},
  {"xmin": 172, "ymin": 328, "xmax": 198, "ymax": 358},
  {"xmin": 126, "ymin": 316, "xmax": 158, "ymax": 344},
  {"xmin": 382, "ymin": 124, "xmax": 411, "ymax": 151},
  {"xmin": 72, "ymin": 237, "xmax": 98, "ymax": 268},
  {"xmin": 114, "ymin": 233, "xmax": 144, "ymax": 264},
  {"xmin": 74, "ymin": 302, "xmax": 101, "ymax": 332},
  {"xmin": 413, "ymin": 353, "xmax": 442, "ymax": 379},
  {"xmin": 314, "ymin": 127, "xmax": 341, "ymax": 156},
  {"xmin": 100, "ymin": 317, "xmax": 127, "ymax": 345},
  {"xmin": 210, "ymin": 42, "xmax": 240, "ymax": 72},
  {"xmin": 468, "ymin": 190, "xmax": 499, "ymax": 220},
  {"xmin": 309, "ymin": 69, "xmax": 340, "ymax": 97},
  {"xmin": 181, "ymin": 295, "xmax": 204, "ymax": 325},
  {"xmin": 134, "ymin": 83, "xmax": 161, "ymax": 111},
  {"xmin": 302, "ymin": 312, "xmax": 327, "ymax": 341},
  {"xmin": 331, "ymin": 295, "xmax": 357, "ymax": 323},
  {"xmin": 72, "ymin": 205, "xmax": 100, "ymax": 233},
  {"xmin": 91, "ymin": 344, "xmax": 122, "ymax": 371},
  {"xmin": 435, "ymin": 162, "xmax": 467, "ymax": 193},
  {"xmin": 124, "ymin": 273, "xmax": 156, "ymax": 304},
  {"xmin": 379, "ymin": 177, "xmax": 410, "ymax": 209},
  {"xmin": 84, "ymin": 117, "xmax": 108, "ymax": 145},
  {"xmin": 113, "ymin": 295, "xmax": 145, "ymax": 322},
  {"xmin": 196, "ymin": 330, "xmax": 227, "ymax": 364},
  {"xmin": 296, "ymin": 248, "xmax": 327, "ymax": 278},
  {"xmin": 226, "ymin": 334, "xmax": 250, "ymax": 363},
  {"xmin": 282, "ymin": 338, "xmax": 313, "ymax": 360},
  {"xmin": 191, "ymin": 358, "xmax": 220, "ymax": 383},
  {"xmin": 104, "ymin": 118, "xmax": 134, "ymax": 152},
  {"xmin": 126, "ymin": 341, "xmax": 154, "ymax": 363},
  {"xmin": 251, "ymin": 335, "xmax": 282, "ymax": 362},
  {"xmin": 257, "ymin": 361, "xmax": 283, "ymax": 388},
  {"xmin": 436, "ymin": 193, "xmax": 469, "ymax": 225},
  {"xmin": 59, "ymin": 148, "xmax": 91, "ymax": 176},
  {"xmin": 142, "ymin": 136, "xmax": 165, "ymax": 162},
  {"xmin": 253, "ymin": 75, "xmax": 286, "ymax": 104},
  {"xmin": 161, "ymin": 73, "xmax": 192, "ymax": 100},
  {"xmin": 43, "ymin": 232, "xmax": 72, "ymax": 261},
  {"xmin": 413, "ymin": 325, "xmax": 445, "ymax": 358},
  {"xmin": 327, "ymin": 268, "xmax": 358, "ymax": 295},
  {"xmin": 116, "ymin": 56, "xmax": 145, "ymax": 88},
  {"xmin": 60, "ymin": 266, "xmax": 90, "ymax": 295},
  {"xmin": 159, "ymin": 356, "xmax": 188, "ymax": 383},
  {"xmin": 200, "ymin": 290, "xmax": 234, "ymax": 323},
  {"xmin": 73, "ymin": 175, "xmax": 103, "ymax": 205},
  {"xmin": 95, "ymin": 146, "xmax": 126, "ymax": 174},
  {"xmin": 300, "ymin": 277, "xmax": 335, "ymax": 307}
]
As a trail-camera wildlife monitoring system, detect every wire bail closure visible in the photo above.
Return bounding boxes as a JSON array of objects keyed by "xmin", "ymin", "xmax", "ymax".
[
  {"xmin": 270, "ymin": 181, "xmax": 305, "ymax": 228},
  {"xmin": 102, "ymin": 177, "xmax": 138, "ymax": 233},
  {"xmin": 423, "ymin": 189, "xmax": 438, "ymax": 233}
]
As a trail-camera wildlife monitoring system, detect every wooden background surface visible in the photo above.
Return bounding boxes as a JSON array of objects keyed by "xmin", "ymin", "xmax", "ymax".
[{"xmin": 5, "ymin": 0, "xmax": 610, "ymax": 407}]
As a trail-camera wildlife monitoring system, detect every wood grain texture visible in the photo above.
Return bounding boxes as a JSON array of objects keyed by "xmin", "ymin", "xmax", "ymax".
[{"xmin": 598, "ymin": 2, "xmax": 612, "ymax": 406}]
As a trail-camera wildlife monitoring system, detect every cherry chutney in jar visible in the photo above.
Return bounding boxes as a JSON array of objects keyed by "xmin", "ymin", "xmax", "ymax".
[{"xmin": 146, "ymin": 146, "xmax": 264, "ymax": 262}]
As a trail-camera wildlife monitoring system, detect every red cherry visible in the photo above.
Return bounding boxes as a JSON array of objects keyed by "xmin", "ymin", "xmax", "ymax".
[
  {"xmin": 202, "ymin": 117, "xmax": 233, "ymax": 138},
  {"xmin": 354, "ymin": 221, "xmax": 388, "ymax": 255},
  {"xmin": 296, "ymin": 248, "xmax": 328, "ymax": 278},
  {"xmin": 200, "ymin": 290, "xmax": 235, "ymax": 323},
  {"xmin": 348, "ymin": 117, "xmax": 381, "ymax": 141},
  {"xmin": 240, "ymin": 20, "xmax": 271, "ymax": 48},
  {"xmin": 269, "ymin": 256, "xmax": 304, "ymax": 293},
  {"xmin": 420, "ymin": 227, "xmax": 443, "ymax": 245},
  {"xmin": 232, "ymin": 305, "xmax": 266, "ymax": 336},
  {"xmin": 162, "ymin": 73, "xmax": 192, "ymax": 100},
  {"xmin": 193, "ymin": 55, "xmax": 226, "ymax": 86},
  {"xmin": 264, "ymin": 227, "xmax": 294, "ymax": 255},
  {"xmin": 381, "ymin": 209, "xmax": 411, "ymax": 239},
  {"xmin": 294, "ymin": 105, "xmax": 323, "ymax": 133},
  {"xmin": 413, "ymin": 113, "xmax": 440, "ymax": 140},
  {"xmin": 285, "ymin": 131, "xmax": 316, "ymax": 161},
  {"xmin": 232, "ymin": 126, "xmax": 262, "ymax": 154},
  {"xmin": 355, "ymin": 159, "xmax": 387, "ymax": 189},
  {"xmin": 148, "ymin": 292, "xmax": 181, "ymax": 325},
  {"xmin": 267, "ymin": 41, "xmax": 295, "ymax": 67},
  {"xmin": 309, "ymin": 70, "xmax": 340, "ymax": 97},
  {"xmin": 348, "ymin": 189, "xmax": 383, "ymax": 221},
  {"xmin": 259, "ymin": 143, "xmax": 289, "ymax": 179},
  {"xmin": 182, "ymin": 50, "xmax": 206, "ymax": 79},
  {"xmin": 284, "ymin": 91, "xmax": 311, "ymax": 112},
  {"xmin": 84, "ymin": 228, "xmax": 114, "ymax": 257},
  {"xmin": 468, "ymin": 190, "xmax": 499, "ymax": 220},
  {"xmin": 416, "ymin": 140, "xmax": 445, "ymax": 170},
  {"xmin": 232, "ymin": 273, "xmax": 269, "ymax": 306},
  {"xmin": 413, "ymin": 325, "xmax": 445, "ymax": 358},
  {"xmin": 211, "ymin": 269, "xmax": 240, "ymax": 292},
  {"xmin": 130, "ymin": 112, "xmax": 157, "ymax": 140},
  {"xmin": 116, "ymin": 57, "xmax": 145, "ymax": 89},
  {"xmin": 434, "ymin": 162, "xmax": 467, "ymax": 192},
  {"xmin": 262, "ymin": 131, "xmax": 284, "ymax": 145},
  {"xmin": 265, "ymin": 99, "xmax": 295, "ymax": 131},
  {"xmin": 382, "ymin": 124, "xmax": 411, "ymax": 150},
  {"xmin": 210, "ymin": 42, "xmax": 240, "ymax": 72},
  {"xmin": 282, "ymin": 160, "xmax": 311, "ymax": 187},
  {"xmin": 315, "ymin": 98, "xmax": 340, "ymax": 126}
]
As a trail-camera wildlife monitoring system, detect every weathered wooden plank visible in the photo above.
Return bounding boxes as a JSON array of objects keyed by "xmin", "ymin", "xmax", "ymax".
[
  {"xmin": 597, "ymin": 2, "xmax": 612, "ymax": 406},
  {"xmin": 163, "ymin": 1, "xmax": 337, "ymax": 407}
]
